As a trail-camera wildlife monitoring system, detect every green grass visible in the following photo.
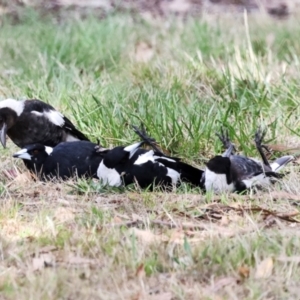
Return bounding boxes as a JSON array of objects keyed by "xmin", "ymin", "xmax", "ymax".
[{"xmin": 1, "ymin": 9, "xmax": 300, "ymax": 299}]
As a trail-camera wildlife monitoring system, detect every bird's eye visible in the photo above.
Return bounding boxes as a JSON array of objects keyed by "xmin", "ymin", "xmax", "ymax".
[{"xmin": 33, "ymin": 150, "xmax": 39, "ymax": 155}]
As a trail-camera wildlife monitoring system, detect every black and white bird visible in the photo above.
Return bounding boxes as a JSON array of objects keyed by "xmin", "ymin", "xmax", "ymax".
[
  {"xmin": 96, "ymin": 126, "xmax": 204, "ymax": 189},
  {"xmin": 202, "ymin": 128, "xmax": 294, "ymax": 193},
  {"xmin": 96, "ymin": 141, "xmax": 181, "ymax": 189},
  {"xmin": 0, "ymin": 98, "xmax": 89, "ymax": 148},
  {"xmin": 132, "ymin": 125, "xmax": 204, "ymax": 188},
  {"xmin": 13, "ymin": 141, "xmax": 103, "ymax": 180}
]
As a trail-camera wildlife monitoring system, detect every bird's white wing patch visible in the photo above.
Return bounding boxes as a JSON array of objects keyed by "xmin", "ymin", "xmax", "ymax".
[
  {"xmin": 97, "ymin": 161, "xmax": 122, "ymax": 187},
  {"xmin": 153, "ymin": 155, "xmax": 176, "ymax": 163},
  {"xmin": 0, "ymin": 99, "xmax": 25, "ymax": 116},
  {"xmin": 45, "ymin": 110, "xmax": 65, "ymax": 127},
  {"xmin": 134, "ymin": 150, "xmax": 155, "ymax": 165},
  {"xmin": 31, "ymin": 111, "xmax": 43, "ymax": 117},
  {"xmin": 166, "ymin": 167, "xmax": 180, "ymax": 184},
  {"xmin": 45, "ymin": 146, "xmax": 53, "ymax": 155},
  {"xmin": 204, "ymin": 168, "xmax": 234, "ymax": 193},
  {"xmin": 31, "ymin": 109, "xmax": 65, "ymax": 127},
  {"xmin": 124, "ymin": 142, "xmax": 143, "ymax": 159}
]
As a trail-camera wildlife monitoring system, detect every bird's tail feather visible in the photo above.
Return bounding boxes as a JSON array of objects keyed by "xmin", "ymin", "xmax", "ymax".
[{"xmin": 270, "ymin": 155, "xmax": 294, "ymax": 172}]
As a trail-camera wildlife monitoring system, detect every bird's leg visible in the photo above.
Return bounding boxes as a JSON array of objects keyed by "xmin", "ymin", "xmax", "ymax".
[
  {"xmin": 216, "ymin": 127, "xmax": 236, "ymax": 156},
  {"xmin": 132, "ymin": 124, "xmax": 162, "ymax": 153},
  {"xmin": 254, "ymin": 127, "xmax": 271, "ymax": 168}
]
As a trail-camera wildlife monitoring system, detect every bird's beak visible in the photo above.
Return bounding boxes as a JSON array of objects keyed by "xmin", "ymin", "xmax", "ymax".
[
  {"xmin": 13, "ymin": 149, "xmax": 31, "ymax": 160},
  {"xmin": 0, "ymin": 122, "xmax": 7, "ymax": 148},
  {"xmin": 124, "ymin": 141, "xmax": 144, "ymax": 159}
]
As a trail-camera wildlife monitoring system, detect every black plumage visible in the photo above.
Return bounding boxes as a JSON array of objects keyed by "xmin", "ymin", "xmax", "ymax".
[
  {"xmin": 96, "ymin": 141, "xmax": 175, "ymax": 188},
  {"xmin": 132, "ymin": 125, "xmax": 204, "ymax": 187},
  {"xmin": 97, "ymin": 144, "xmax": 179, "ymax": 189},
  {"xmin": 13, "ymin": 141, "xmax": 103, "ymax": 180},
  {"xmin": 0, "ymin": 98, "xmax": 89, "ymax": 148}
]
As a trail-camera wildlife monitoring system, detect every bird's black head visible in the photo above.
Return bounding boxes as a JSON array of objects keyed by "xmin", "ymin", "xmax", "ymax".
[
  {"xmin": 99, "ymin": 141, "xmax": 144, "ymax": 169},
  {"xmin": 206, "ymin": 156, "xmax": 231, "ymax": 175},
  {"xmin": 0, "ymin": 99, "xmax": 25, "ymax": 148},
  {"xmin": 13, "ymin": 144, "xmax": 53, "ymax": 167},
  {"xmin": 102, "ymin": 146, "xmax": 129, "ymax": 169}
]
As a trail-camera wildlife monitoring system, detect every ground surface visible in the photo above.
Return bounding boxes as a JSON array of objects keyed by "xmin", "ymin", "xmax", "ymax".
[{"xmin": 1, "ymin": 7, "xmax": 300, "ymax": 300}]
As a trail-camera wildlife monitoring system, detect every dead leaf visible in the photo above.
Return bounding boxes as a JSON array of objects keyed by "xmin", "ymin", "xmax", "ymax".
[
  {"xmin": 113, "ymin": 216, "xmax": 123, "ymax": 223},
  {"xmin": 136, "ymin": 263, "xmax": 145, "ymax": 280},
  {"xmin": 238, "ymin": 265, "xmax": 250, "ymax": 278},
  {"xmin": 211, "ymin": 276, "xmax": 238, "ymax": 292},
  {"xmin": 255, "ymin": 257, "xmax": 273, "ymax": 279},
  {"xmin": 267, "ymin": 143, "xmax": 300, "ymax": 153}
]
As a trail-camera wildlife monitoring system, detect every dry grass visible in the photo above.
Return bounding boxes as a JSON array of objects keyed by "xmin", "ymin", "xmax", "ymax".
[{"xmin": 1, "ymin": 161, "xmax": 300, "ymax": 299}]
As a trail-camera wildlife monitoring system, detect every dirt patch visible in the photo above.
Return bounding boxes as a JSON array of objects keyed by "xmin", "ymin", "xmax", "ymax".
[{"xmin": 1, "ymin": 0, "xmax": 299, "ymax": 20}]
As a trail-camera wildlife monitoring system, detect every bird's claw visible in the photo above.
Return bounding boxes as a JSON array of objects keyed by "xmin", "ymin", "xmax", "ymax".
[{"xmin": 216, "ymin": 127, "xmax": 236, "ymax": 153}]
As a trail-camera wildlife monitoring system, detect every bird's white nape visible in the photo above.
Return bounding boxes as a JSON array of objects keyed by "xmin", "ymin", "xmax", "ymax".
[
  {"xmin": 0, "ymin": 99, "xmax": 25, "ymax": 116},
  {"xmin": 97, "ymin": 161, "xmax": 122, "ymax": 187}
]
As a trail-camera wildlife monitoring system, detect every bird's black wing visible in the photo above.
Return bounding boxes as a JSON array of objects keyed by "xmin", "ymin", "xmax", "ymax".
[
  {"xmin": 62, "ymin": 115, "xmax": 90, "ymax": 141},
  {"xmin": 24, "ymin": 99, "xmax": 90, "ymax": 141},
  {"xmin": 230, "ymin": 155, "xmax": 265, "ymax": 180}
]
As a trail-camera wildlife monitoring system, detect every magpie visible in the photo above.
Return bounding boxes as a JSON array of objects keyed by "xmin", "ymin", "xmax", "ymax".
[
  {"xmin": 132, "ymin": 125, "xmax": 204, "ymax": 187},
  {"xmin": 96, "ymin": 141, "xmax": 180, "ymax": 189},
  {"xmin": 0, "ymin": 98, "xmax": 89, "ymax": 148},
  {"xmin": 96, "ymin": 126, "xmax": 204, "ymax": 189},
  {"xmin": 13, "ymin": 141, "xmax": 104, "ymax": 180},
  {"xmin": 202, "ymin": 128, "xmax": 294, "ymax": 193}
]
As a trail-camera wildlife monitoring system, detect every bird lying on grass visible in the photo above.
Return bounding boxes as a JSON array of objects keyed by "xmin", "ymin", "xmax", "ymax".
[
  {"xmin": 13, "ymin": 141, "xmax": 103, "ymax": 180},
  {"xmin": 132, "ymin": 125, "xmax": 204, "ymax": 188},
  {"xmin": 202, "ymin": 128, "xmax": 294, "ymax": 193},
  {"xmin": 0, "ymin": 98, "xmax": 89, "ymax": 148},
  {"xmin": 96, "ymin": 125, "xmax": 204, "ymax": 189}
]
